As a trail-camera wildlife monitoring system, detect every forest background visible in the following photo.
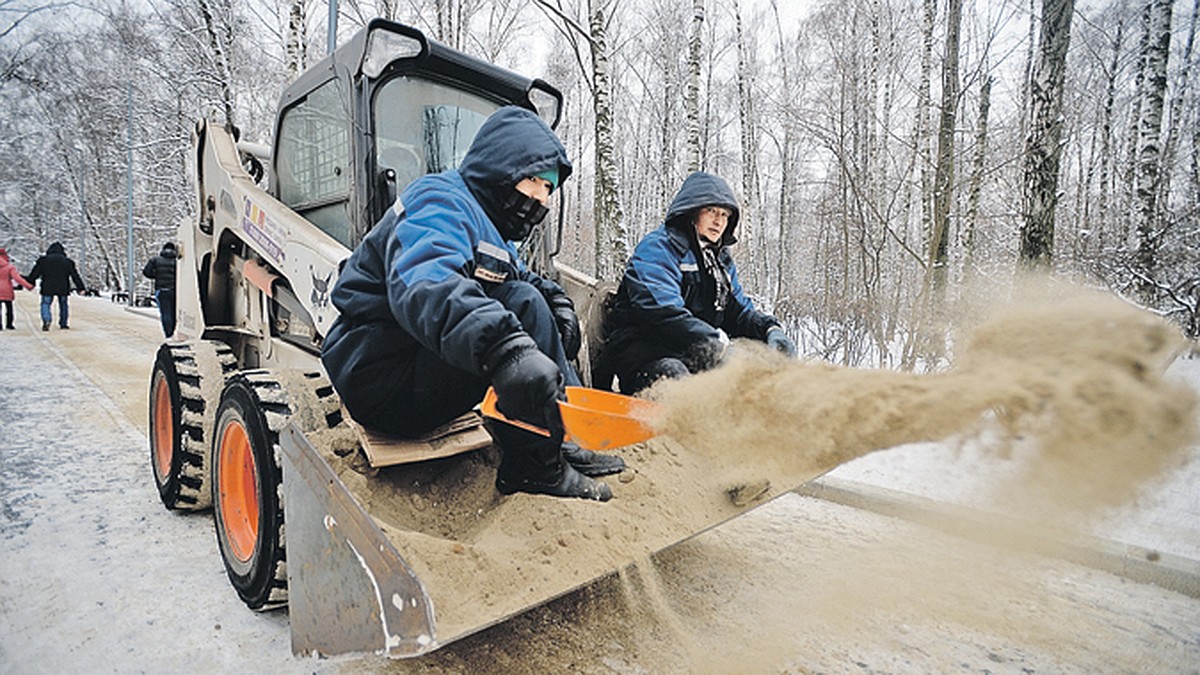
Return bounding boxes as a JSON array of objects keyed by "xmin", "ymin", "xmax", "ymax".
[{"xmin": 1, "ymin": 0, "xmax": 1196, "ymax": 369}]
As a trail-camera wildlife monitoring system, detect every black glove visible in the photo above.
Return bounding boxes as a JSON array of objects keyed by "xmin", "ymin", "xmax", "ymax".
[
  {"xmin": 488, "ymin": 334, "xmax": 566, "ymax": 435},
  {"xmin": 547, "ymin": 293, "xmax": 581, "ymax": 361},
  {"xmin": 684, "ymin": 329, "xmax": 730, "ymax": 372},
  {"xmin": 766, "ymin": 326, "xmax": 797, "ymax": 358}
]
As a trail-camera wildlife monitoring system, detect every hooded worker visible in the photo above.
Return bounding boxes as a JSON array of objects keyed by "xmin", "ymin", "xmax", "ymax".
[
  {"xmin": 143, "ymin": 241, "xmax": 178, "ymax": 338},
  {"xmin": 26, "ymin": 242, "xmax": 85, "ymax": 331},
  {"xmin": 322, "ymin": 105, "xmax": 624, "ymax": 502},
  {"xmin": 598, "ymin": 171, "xmax": 796, "ymax": 394},
  {"xmin": 0, "ymin": 247, "xmax": 35, "ymax": 330}
]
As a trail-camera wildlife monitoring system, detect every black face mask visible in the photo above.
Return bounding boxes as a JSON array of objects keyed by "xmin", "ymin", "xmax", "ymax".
[{"xmin": 494, "ymin": 189, "xmax": 550, "ymax": 241}]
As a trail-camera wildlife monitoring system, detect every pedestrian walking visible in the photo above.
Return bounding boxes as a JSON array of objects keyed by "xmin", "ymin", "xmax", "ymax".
[
  {"xmin": 0, "ymin": 248, "xmax": 34, "ymax": 330},
  {"xmin": 143, "ymin": 242, "xmax": 178, "ymax": 338},
  {"xmin": 25, "ymin": 242, "xmax": 85, "ymax": 331}
]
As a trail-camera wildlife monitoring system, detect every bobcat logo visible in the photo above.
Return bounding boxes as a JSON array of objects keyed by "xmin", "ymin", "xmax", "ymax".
[{"xmin": 310, "ymin": 269, "xmax": 332, "ymax": 309}]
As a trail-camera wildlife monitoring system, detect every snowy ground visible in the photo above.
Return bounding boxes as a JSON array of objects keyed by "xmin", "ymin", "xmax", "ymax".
[{"xmin": 1, "ymin": 292, "xmax": 1197, "ymax": 673}]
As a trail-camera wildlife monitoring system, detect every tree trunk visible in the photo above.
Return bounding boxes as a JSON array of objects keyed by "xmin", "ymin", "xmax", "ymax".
[
  {"xmin": 286, "ymin": 0, "xmax": 308, "ymax": 82},
  {"xmin": 1019, "ymin": 0, "xmax": 1076, "ymax": 267},
  {"xmin": 1096, "ymin": 15, "xmax": 1124, "ymax": 243},
  {"xmin": 685, "ymin": 0, "xmax": 704, "ymax": 173},
  {"xmin": 198, "ymin": 0, "xmax": 237, "ymax": 127},
  {"xmin": 917, "ymin": 0, "xmax": 936, "ymax": 253},
  {"xmin": 589, "ymin": 0, "xmax": 628, "ymax": 280},
  {"xmin": 1157, "ymin": 0, "xmax": 1196, "ymax": 215},
  {"xmin": 930, "ymin": 0, "xmax": 963, "ymax": 295},
  {"xmin": 1133, "ymin": 0, "xmax": 1173, "ymax": 297},
  {"xmin": 734, "ymin": 0, "xmax": 760, "ymax": 290},
  {"xmin": 964, "ymin": 74, "xmax": 992, "ymax": 273}
]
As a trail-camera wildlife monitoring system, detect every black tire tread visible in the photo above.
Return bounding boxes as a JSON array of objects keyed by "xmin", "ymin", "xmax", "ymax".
[
  {"xmin": 154, "ymin": 340, "xmax": 237, "ymax": 510},
  {"xmin": 215, "ymin": 367, "xmax": 350, "ymax": 611}
]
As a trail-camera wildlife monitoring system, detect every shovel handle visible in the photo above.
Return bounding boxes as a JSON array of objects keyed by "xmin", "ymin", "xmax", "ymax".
[{"xmin": 479, "ymin": 387, "xmax": 552, "ymax": 437}]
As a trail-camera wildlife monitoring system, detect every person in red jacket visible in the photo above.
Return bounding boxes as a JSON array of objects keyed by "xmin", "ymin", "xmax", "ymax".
[{"xmin": 0, "ymin": 248, "xmax": 34, "ymax": 330}]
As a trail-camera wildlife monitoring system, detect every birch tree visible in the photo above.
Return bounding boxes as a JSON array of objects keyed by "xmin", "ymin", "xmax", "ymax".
[
  {"xmin": 734, "ymin": 0, "xmax": 761, "ymax": 290},
  {"xmin": 285, "ymin": 0, "xmax": 309, "ymax": 81},
  {"xmin": 533, "ymin": 0, "xmax": 629, "ymax": 279},
  {"xmin": 1020, "ymin": 0, "xmax": 1075, "ymax": 266},
  {"xmin": 963, "ymin": 74, "xmax": 991, "ymax": 272},
  {"xmin": 1132, "ymin": 0, "xmax": 1173, "ymax": 298},
  {"xmin": 685, "ymin": 0, "xmax": 704, "ymax": 172},
  {"xmin": 930, "ymin": 0, "xmax": 963, "ymax": 295}
]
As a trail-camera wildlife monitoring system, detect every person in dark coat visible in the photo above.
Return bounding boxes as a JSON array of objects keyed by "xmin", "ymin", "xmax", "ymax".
[
  {"xmin": 598, "ymin": 171, "xmax": 797, "ymax": 395},
  {"xmin": 143, "ymin": 242, "xmax": 178, "ymax": 338},
  {"xmin": 25, "ymin": 242, "xmax": 85, "ymax": 331},
  {"xmin": 321, "ymin": 106, "xmax": 624, "ymax": 502}
]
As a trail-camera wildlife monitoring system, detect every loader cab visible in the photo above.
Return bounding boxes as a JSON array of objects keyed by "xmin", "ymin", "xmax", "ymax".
[{"xmin": 270, "ymin": 19, "xmax": 563, "ymax": 252}]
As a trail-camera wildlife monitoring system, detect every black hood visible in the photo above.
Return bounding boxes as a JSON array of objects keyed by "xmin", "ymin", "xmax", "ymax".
[
  {"xmin": 664, "ymin": 172, "xmax": 741, "ymax": 246},
  {"xmin": 47, "ymin": 241, "xmax": 65, "ymax": 255},
  {"xmin": 160, "ymin": 243, "xmax": 177, "ymax": 259}
]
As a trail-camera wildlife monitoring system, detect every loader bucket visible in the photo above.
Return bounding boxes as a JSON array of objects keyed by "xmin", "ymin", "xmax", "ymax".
[{"xmin": 276, "ymin": 413, "xmax": 821, "ymax": 659}]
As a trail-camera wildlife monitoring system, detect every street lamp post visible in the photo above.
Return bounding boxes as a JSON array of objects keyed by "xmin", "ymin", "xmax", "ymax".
[{"xmin": 74, "ymin": 144, "xmax": 88, "ymax": 290}]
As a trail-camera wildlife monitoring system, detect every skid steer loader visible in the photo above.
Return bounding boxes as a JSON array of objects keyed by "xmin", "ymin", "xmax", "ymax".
[{"xmin": 147, "ymin": 19, "xmax": 823, "ymax": 659}]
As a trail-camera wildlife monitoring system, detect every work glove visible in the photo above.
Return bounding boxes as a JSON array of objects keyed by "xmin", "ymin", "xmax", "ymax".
[
  {"xmin": 685, "ymin": 328, "xmax": 731, "ymax": 372},
  {"xmin": 766, "ymin": 326, "xmax": 797, "ymax": 358},
  {"xmin": 489, "ymin": 334, "xmax": 566, "ymax": 435},
  {"xmin": 547, "ymin": 293, "xmax": 581, "ymax": 361}
]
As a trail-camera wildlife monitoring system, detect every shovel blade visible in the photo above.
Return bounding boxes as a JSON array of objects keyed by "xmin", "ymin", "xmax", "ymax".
[{"xmin": 480, "ymin": 386, "xmax": 660, "ymax": 451}]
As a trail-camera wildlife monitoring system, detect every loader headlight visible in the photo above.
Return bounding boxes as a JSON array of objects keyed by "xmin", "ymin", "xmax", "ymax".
[{"xmin": 363, "ymin": 27, "xmax": 426, "ymax": 78}]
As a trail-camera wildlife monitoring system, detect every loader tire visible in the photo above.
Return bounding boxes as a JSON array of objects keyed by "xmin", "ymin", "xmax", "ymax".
[
  {"xmin": 212, "ymin": 371, "xmax": 290, "ymax": 611},
  {"xmin": 149, "ymin": 341, "xmax": 236, "ymax": 510},
  {"xmin": 211, "ymin": 368, "xmax": 347, "ymax": 612}
]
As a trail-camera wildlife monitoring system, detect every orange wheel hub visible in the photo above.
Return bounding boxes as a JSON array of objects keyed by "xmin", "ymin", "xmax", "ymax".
[
  {"xmin": 219, "ymin": 421, "xmax": 260, "ymax": 563},
  {"xmin": 152, "ymin": 377, "xmax": 174, "ymax": 482}
]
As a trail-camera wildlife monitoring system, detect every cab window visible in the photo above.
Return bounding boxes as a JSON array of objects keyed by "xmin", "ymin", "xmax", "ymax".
[
  {"xmin": 277, "ymin": 79, "xmax": 352, "ymax": 247},
  {"xmin": 373, "ymin": 76, "xmax": 497, "ymax": 194}
]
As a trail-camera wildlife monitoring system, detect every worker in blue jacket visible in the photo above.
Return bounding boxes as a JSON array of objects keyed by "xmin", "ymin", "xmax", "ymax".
[
  {"xmin": 321, "ymin": 106, "xmax": 623, "ymax": 502},
  {"xmin": 598, "ymin": 171, "xmax": 797, "ymax": 394}
]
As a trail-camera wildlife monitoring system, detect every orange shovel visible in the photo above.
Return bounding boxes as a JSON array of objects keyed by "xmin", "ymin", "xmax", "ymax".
[{"xmin": 481, "ymin": 386, "xmax": 661, "ymax": 451}]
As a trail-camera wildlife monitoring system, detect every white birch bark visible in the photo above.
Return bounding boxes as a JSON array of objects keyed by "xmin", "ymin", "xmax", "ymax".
[
  {"xmin": 285, "ymin": 0, "xmax": 308, "ymax": 82},
  {"xmin": 964, "ymin": 74, "xmax": 991, "ymax": 273},
  {"xmin": 1019, "ymin": 0, "xmax": 1076, "ymax": 266},
  {"xmin": 1133, "ymin": 0, "xmax": 1173, "ymax": 294},
  {"xmin": 734, "ymin": 0, "xmax": 760, "ymax": 290},
  {"xmin": 588, "ymin": 0, "xmax": 627, "ymax": 279},
  {"xmin": 685, "ymin": 0, "xmax": 704, "ymax": 173},
  {"xmin": 930, "ymin": 0, "xmax": 962, "ymax": 293}
]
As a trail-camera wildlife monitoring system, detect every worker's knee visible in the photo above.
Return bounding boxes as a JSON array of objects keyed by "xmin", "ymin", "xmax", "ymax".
[
  {"xmin": 490, "ymin": 280, "xmax": 552, "ymax": 327},
  {"xmin": 621, "ymin": 357, "xmax": 689, "ymax": 395}
]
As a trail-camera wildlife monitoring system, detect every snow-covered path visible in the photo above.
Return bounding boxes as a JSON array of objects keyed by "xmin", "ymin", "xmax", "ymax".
[
  {"xmin": 0, "ymin": 297, "xmax": 312, "ymax": 673},
  {"xmin": 1, "ymin": 292, "xmax": 1198, "ymax": 674}
]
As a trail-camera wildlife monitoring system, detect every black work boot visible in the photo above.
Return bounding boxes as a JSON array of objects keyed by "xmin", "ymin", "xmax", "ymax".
[
  {"xmin": 490, "ymin": 422, "xmax": 613, "ymax": 502},
  {"xmin": 496, "ymin": 460, "xmax": 613, "ymax": 501},
  {"xmin": 41, "ymin": 321, "xmax": 49, "ymax": 332},
  {"xmin": 562, "ymin": 441, "xmax": 626, "ymax": 477}
]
